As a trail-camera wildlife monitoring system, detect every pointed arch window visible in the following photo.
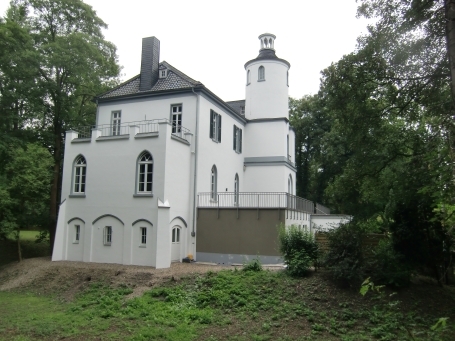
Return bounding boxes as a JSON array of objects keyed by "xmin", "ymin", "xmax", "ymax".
[
  {"xmin": 234, "ymin": 173, "xmax": 239, "ymax": 206},
  {"xmin": 258, "ymin": 66, "xmax": 265, "ymax": 81},
  {"xmin": 137, "ymin": 151, "xmax": 153, "ymax": 193},
  {"xmin": 211, "ymin": 165, "xmax": 217, "ymax": 200},
  {"xmin": 73, "ymin": 155, "xmax": 86, "ymax": 194}
]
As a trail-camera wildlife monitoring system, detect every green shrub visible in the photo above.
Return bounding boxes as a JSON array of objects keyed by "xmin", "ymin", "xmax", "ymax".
[
  {"xmin": 278, "ymin": 224, "xmax": 319, "ymax": 276},
  {"xmin": 243, "ymin": 257, "xmax": 263, "ymax": 272},
  {"xmin": 368, "ymin": 239, "xmax": 412, "ymax": 287},
  {"xmin": 324, "ymin": 222, "xmax": 366, "ymax": 286}
]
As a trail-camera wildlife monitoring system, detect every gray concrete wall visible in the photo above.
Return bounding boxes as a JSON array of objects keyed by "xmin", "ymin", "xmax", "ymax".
[{"xmin": 196, "ymin": 208, "xmax": 285, "ymax": 260}]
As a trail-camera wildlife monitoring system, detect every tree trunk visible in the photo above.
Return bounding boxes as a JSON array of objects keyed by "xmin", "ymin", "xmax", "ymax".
[
  {"xmin": 446, "ymin": 1, "xmax": 455, "ymax": 108},
  {"xmin": 17, "ymin": 230, "xmax": 22, "ymax": 262}
]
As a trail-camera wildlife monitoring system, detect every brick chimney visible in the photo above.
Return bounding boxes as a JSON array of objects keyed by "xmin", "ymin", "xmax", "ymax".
[{"xmin": 139, "ymin": 36, "xmax": 160, "ymax": 91}]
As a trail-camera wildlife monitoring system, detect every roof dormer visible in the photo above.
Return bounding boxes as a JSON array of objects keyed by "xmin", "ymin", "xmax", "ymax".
[{"xmin": 159, "ymin": 65, "xmax": 168, "ymax": 79}]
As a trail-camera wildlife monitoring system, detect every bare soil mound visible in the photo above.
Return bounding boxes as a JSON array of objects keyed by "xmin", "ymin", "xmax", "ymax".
[{"xmin": 0, "ymin": 257, "xmax": 228, "ymax": 300}]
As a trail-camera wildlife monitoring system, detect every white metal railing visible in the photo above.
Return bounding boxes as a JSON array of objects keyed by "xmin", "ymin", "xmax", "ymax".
[
  {"xmin": 72, "ymin": 119, "xmax": 191, "ymax": 142},
  {"xmin": 197, "ymin": 192, "xmax": 328, "ymax": 214}
]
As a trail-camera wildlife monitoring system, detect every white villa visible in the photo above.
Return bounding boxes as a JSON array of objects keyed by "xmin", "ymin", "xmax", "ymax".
[{"xmin": 52, "ymin": 34, "xmax": 348, "ymax": 268}]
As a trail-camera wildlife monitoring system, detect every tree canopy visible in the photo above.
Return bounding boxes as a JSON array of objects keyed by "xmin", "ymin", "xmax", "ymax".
[{"xmin": 0, "ymin": 0, "xmax": 120, "ymax": 250}]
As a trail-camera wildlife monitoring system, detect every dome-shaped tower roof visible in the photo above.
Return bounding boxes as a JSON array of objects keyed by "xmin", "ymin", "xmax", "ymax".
[{"xmin": 244, "ymin": 33, "xmax": 290, "ymax": 69}]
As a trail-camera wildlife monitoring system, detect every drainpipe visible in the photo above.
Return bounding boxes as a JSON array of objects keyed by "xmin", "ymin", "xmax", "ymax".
[{"xmin": 191, "ymin": 87, "xmax": 200, "ymax": 238}]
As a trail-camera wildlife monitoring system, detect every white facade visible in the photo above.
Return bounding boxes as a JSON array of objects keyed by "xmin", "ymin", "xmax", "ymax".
[{"xmin": 52, "ymin": 34, "xmax": 313, "ymax": 268}]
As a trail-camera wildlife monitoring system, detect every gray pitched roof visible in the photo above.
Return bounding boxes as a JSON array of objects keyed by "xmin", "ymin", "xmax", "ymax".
[
  {"xmin": 226, "ymin": 100, "xmax": 245, "ymax": 116},
  {"xmin": 98, "ymin": 61, "xmax": 201, "ymax": 99}
]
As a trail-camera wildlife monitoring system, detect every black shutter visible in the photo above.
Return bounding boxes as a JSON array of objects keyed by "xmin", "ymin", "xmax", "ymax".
[
  {"xmin": 218, "ymin": 114, "xmax": 222, "ymax": 142},
  {"xmin": 239, "ymin": 128, "xmax": 242, "ymax": 153},
  {"xmin": 233, "ymin": 125, "xmax": 236, "ymax": 150},
  {"xmin": 210, "ymin": 110, "xmax": 213, "ymax": 139}
]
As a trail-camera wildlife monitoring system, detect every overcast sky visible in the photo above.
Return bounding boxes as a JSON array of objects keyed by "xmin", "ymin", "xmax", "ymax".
[{"xmin": 1, "ymin": 0, "xmax": 372, "ymax": 102}]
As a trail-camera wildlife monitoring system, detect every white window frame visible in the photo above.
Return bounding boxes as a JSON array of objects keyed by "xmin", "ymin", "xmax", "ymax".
[
  {"xmin": 159, "ymin": 69, "xmax": 167, "ymax": 78},
  {"xmin": 140, "ymin": 227, "xmax": 147, "ymax": 246},
  {"xmin": 288, "ymin": 174, "xmax": 293, "ymax": 195},
  {"xmin": 211, "ymin": 165, "xmax": 217, "ymax": 201},
  {"xmin": 137, "ymin": 151, "xmax": 153, "ymax": 194},
  {"xmin": 210, "ymin": 110, "xmax": 222, "ymax": 143},
  {"xmin": 73, "ymin": 155, "xmax": 86, "ymax": 194},
  {"xmin": 104, "ymin": 226, "xmax": 112, "ymax": 246},
  {"xmin": 171, "ymin": 104, "xmax": 182, "ymax": 135},
  {"xmin": 172, "ymin": 227, "xmax": 180, "ymax": 243},
  {"xmin": 233, "ymin": 125, "xmax": 242, "ymax": 153},
  {"xmin": 246, "ymin": 70, "xmax": 250, "ymax": 85},
  {"xmin": 111, "ymin": 111, "xmax": 121, "ymax": 136},
  {"xmin": 74, "ymin": 225, "xmax": 80, "ymax": 243},
  {"xmin": 258, "ymin": 66, "xmax": 265, "ymax": 81}
]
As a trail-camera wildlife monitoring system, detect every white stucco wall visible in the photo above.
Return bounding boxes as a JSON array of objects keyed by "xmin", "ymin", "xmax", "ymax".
[
  {"xmin": 311, "ymin": 215, "xmax": 352, "ymax": 232},
  {"xmin": 245, "ymin": 60, "xmax": 289, "ymax": 120}
]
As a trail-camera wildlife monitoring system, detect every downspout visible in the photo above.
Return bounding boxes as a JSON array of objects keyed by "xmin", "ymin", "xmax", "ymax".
[{"xmin": 191, "ymin": 87, "xmax": 200, "ymax": 238}]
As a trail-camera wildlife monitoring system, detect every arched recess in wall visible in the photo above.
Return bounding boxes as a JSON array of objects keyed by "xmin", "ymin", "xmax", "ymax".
[
  {"xmin": 170, "ymin": 216, "xmax": 187, "ymax": 228},
  {"xmin": 92, "ymin": 214, "xmax": 125, "ymax": 226},
  {"xmin": 68, "ymin": 217, "xmax": 85, "ymax": 224},
  {"xmin": 132, "ymin": 219, "xmax": 154, "ymax": 226}
]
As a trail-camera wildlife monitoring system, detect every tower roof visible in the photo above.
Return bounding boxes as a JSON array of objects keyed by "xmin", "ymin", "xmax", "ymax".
[{"xmin": 244, "ymin": 33, "xmax": 290, "ymax": 69}]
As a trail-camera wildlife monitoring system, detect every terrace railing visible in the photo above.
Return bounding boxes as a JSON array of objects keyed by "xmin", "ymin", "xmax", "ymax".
[
  {"xmin": 197, "ymin": 192, "xmax": 328, "ymax": 214},
  {"xmin": 72, "ymin": 119, "xmax": 191, "ymax": 142}
]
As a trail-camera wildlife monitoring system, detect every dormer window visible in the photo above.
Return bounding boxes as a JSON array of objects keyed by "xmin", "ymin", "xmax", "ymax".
[{"xmin": 159, "ymin": 68, "xmax": 168, "ymax": 78}]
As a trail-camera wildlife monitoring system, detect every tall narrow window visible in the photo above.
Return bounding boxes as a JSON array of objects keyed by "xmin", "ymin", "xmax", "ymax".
[
  {"xmin": 75, "ymin": 225, "xmax": 80, "ymax": 243},
  {"xmin": 141, "ymin": 227, "xmax": 147, "ymax": 245},
  {"xmin": 73, "ymin": 155, "xmax": 86, "ymax": 194},
  {"xmin": 287, "ymin": 70, "xmax": 289, "ymax": 86},
  {"xmin": 234, "ymin": 173, "xmax": 239, "ymax": 205},
  {"xmin": 233, "ymin": 125, "xmax": 242, "ymax": 153},
  {"xmin": 211, "ymin": 165, "xmax": 217, "ymax": 200},
  {"xmin": 258, "ymin": 66, "xmax": 265, "ymax": 81},
  {"xmin": 137, "ymin": 152, "xmax": 153, "ymax": 193},
  {"xmin": 172, "ymin": 227, "xmax": 180, "ymax": 243},
  {"xmin": 112, "ymin": 111, "xmax": 121, "ymax": 136},
  {"xmin": 209, "ymin": 110, "xmax": 222, "ymax": 142},
  {"xmin": 104, "ymin": 226, "xmax": 112, "ymax": 245},
  {"xmin": 246, "ymin": 70, "xmax": 250, "ymax": 85},
  {"xmin": 171, "ymin": 104, "xmax": 182, "ymax": 135},
  {"xmin": 288, "ymin": 175, "xmax": 293, "ymax": 195},
  {"xmin": 287, "ymin": 134, "xmax": 290, "ymax": 160}
]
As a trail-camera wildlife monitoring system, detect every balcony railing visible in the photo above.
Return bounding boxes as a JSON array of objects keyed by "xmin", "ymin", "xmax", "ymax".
[
  {"xmin": 197, "ymin": 192, "xmax": 328, "ymax": 214},
  {"xmin": 72, "ymin": 119, "xmax": 191, "ymax": 142}
]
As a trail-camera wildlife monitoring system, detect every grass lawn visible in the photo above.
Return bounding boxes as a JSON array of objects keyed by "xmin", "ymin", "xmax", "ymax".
[
  {"xmin": 0, "ymin": 269, "xmax": 454, "ymax": 341},
  {"xmin": 0, "ymin": 231, "xmax": 50, "ymax": 267}
]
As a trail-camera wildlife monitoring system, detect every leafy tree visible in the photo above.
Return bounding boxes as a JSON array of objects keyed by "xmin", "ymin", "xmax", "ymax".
[
  {"xmin": 0, "ymin": 143, "xmax": 53, "ymax": 261},
  {"xmin": 0, "ymin": 0, "xmax": 120, "ymax": 251}
]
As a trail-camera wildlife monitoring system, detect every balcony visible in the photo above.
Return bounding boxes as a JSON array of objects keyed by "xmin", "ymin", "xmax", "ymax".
[
  {"xmin": 197, "ymin": 192, "xmax": 330, "ymax": 214},
  {"xmin": 71, "ymin": 119, "xmax": 191, "ymax": 142}
]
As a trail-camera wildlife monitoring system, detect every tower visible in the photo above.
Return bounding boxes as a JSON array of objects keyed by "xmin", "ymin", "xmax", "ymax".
[{"xmin": 244, "ymin": 33, "xmax": 290, "ymax": 120}]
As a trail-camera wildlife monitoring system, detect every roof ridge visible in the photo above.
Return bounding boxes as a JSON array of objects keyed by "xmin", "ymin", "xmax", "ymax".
[{"xmin": 161, "ymin": 61, "xmax": 201, "ymax": 85}]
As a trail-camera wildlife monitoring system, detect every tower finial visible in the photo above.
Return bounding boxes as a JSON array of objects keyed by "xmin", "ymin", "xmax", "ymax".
[{"xmin": 258, "ymin": 33, "xmax": 276, "ymax": 51}]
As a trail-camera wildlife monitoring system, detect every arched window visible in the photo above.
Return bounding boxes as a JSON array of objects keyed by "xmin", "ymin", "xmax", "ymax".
[
  {"xmin": 247, "ymin": 70, "xmax": 250, "ymax": 85},
  {"xmin": 211, "ymin": 165, "xmax": 217, "ymax": 200},
  {"xmin": 73, "ymin": 155, "xmax": 86, "ymax": 194},
  {"xmin": 288, "ymin": 174, "xmax": 293, "ymax": 195},
  {"xmin": 137, "ymin": 151, "xmax": 153, "ymax": 193},
  {"xmin": 234, "ymin": 173, "xmax": 239, "ymax": 205},
  {"xmin": 258, "ymin": 66, "xmax": 265, "ymax": 81}
]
